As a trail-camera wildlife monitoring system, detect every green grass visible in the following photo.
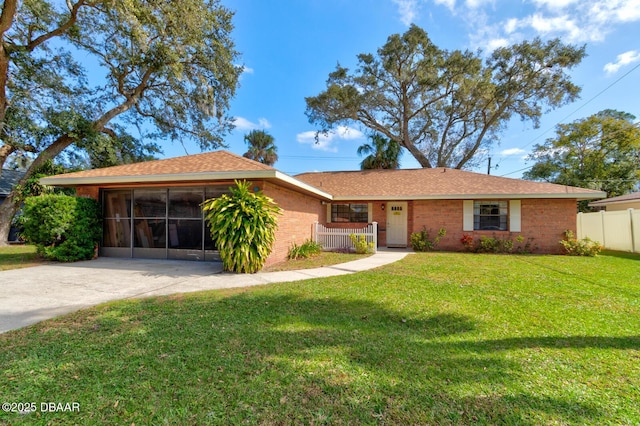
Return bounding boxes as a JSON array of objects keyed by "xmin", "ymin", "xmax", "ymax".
[
  {"xmin": 0, "ymin": 245, "xmax": 44, "ymax": 271},
  {"xmin": 264, "ymin": 251, "xmax": 371, "ymax": 272},
  {"xmin": 1, "ymin": 252, "xmax": 639, "ymax": 425}
]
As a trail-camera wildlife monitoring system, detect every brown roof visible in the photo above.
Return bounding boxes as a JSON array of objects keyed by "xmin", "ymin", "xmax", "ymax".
[
  {"xmin": 41, "ymin": 150, "xmax": 605, "ymax": 200},
  {"xmin": 295, "ymin": 168, "xmax": 606, "ymax": 200},
  {"xmin": 589, "ymin": 192, "xmax": 640, "ymax": 206},
  {"xmin": 46, "ymin": 150, "xmax": 273, "ymax": 180}
]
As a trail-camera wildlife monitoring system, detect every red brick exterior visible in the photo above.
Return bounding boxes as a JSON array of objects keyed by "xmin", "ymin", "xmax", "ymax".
[
  {"xmin": 261, "ymin": 181, "xmax": 324, "ymax": 267},
  {"xmin": 75, "ymin": 185, "xmax": 100, "ymax": 200},
  {"xmin": 410, "ymin": 198, "xmax": 576, "ymax": 254},
  {"xmin": 325, "ymin": 198, "xmax": 577, "ymax": 254}
]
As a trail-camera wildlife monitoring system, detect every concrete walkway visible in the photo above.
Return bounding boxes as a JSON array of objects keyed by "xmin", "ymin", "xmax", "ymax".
[{"xmin": 0, "ymin": 249, "xmax": 411, "ymax": 334}]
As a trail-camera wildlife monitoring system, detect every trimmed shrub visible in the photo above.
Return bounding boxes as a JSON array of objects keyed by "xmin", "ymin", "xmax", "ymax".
[
  {"xmin": 349, "ymin": 233, "xmax": 375, "ymax": 254},
  {"xmin": 288, "ymin": 239, "xmax": 323, "ymax": 260},
  {"xmin": 202, "ymin": 180, "xmax": 282, "ymax": 273},
  {"xmin": 20, "ymin": 194, "xmax": 101, "ymax": 262},
  {"xmin": 560, "ymin": 230, "xmax": 603, "ymax": 256},
  {"xmin": 475, "ymin": 234, "xmax": 535, "ymax": 254},
  {"xmin": 410, "ymin": 227, "xmax": 446, "ymax": 252}
]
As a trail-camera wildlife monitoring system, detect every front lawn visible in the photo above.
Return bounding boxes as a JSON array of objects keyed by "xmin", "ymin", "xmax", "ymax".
[
  {"xmin": 1, "ymin": 252, "xmax": 638, "ymax": 424},
  {"xmin": 0, "ymin": 244, "xmax": 43, "ymax": 271}
]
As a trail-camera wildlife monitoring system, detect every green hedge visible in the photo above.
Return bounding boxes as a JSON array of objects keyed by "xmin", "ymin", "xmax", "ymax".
[{"xmin": 20, "ymin": 194, "xmax": 102, "ymax": 262}]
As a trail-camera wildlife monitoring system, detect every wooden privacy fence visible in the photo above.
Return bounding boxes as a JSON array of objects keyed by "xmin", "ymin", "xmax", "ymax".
[
  {"xmin": 314, "ymin": 222, "xmax": 378, "ymax": 252},
  {"xmin": 577, "ymin": 209, "xmax": 639, "ymax": 253}
]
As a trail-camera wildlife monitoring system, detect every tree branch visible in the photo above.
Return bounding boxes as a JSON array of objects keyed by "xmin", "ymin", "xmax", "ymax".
[{"xmin": 26, "ymin": 1, "xmax": 93, "ymax": 51}]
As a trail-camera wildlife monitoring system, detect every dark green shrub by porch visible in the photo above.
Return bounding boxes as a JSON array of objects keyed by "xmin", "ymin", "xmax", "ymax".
[
  {"xmin": 202, "ymin": 180, "xmax": 282, "ymax": 273},
  {"xmin": 20, "ymin": 194, "xmax": 101, "ymax": 262}
]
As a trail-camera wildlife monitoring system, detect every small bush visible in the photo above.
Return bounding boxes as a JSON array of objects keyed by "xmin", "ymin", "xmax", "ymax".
[
  {"xmin": 19, "ymin": 194, "xmax": 101, "ymax": 262},
  {"xmin": 410, "ymin": 227, "xmax": 446, "ymax": 252},
  {"xmin": 473, "ymin": 234, "xmax": 535, "ymax": 254},
  {"xmin": 288, "ymin": 239, "xmax": 323, "ymax": 260},
  {"xmin": 349, "ymin": 234, "xmax": 375, "ymax": 254},
  {"xmin": 560, "ymin": 230, "xmax": 603, "ymax": 256},
  {"xmin": 202, "ymin": 180, "xmax": 282, "ymax": 273},
  {"xmin": 460, "ymin": 234, "xmax": 474, "ymax": 251}
]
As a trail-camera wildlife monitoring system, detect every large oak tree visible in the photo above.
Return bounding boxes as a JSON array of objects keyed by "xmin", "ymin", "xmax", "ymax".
[
  {"xmin": 0, "ymin": 0, "xmax": 241, "ymax": 243},
  {"xmin": 305, "ymin": 24, "xmax": 585, "ymax": 170},
  {"xmin": 524, "ymin": 109, "xmax": 640, "ymax": 211}
]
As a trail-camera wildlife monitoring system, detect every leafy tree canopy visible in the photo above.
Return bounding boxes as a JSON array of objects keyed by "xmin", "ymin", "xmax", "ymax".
[
  {"xmin": 0, "ymin": 0, "xmax": 241, "ymax": 243},
  {"xmin": 524, "ymin": 109, "xmax": 640, "ymax": 210},
  {"xmin": 305, "ymin": 24, "xmax": 585, "ymax": 169}
]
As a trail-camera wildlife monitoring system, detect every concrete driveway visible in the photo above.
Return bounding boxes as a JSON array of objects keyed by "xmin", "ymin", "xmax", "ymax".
[
  {"xmin": 0, "ymin": 250, "xmax": 410, "ymax": 333},
  {"xmin": 0, "ymin": 258, "xmax": 224, "ymax": 334}
]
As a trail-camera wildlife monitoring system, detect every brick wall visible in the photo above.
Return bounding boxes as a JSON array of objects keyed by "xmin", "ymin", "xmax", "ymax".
[
  {"xmin": 75, "ymin": 185, "xmax": 100, "ymax": 200},
  {"xmin": 520, "ymin": 198, "xmax": 576, "ymax": 254},
  {"xmin": 262, "ymin": 181, "xmax": 324, "ymax": 267},
  {"xmin": 411, "ymin": 198, "xmax": 577, "ymax": 253},
  {"xmin": 412, "ymin": 200, "xmax": 460, "ymax": 251}
]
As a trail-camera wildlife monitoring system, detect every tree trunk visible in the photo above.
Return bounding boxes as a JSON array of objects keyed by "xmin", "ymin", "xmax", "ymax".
[
  {"xmin": 402, "ymin": 140, "xmax": 433, "ymax": 168},
  {"xmin": 0, "ymin": 190, "xmax": 19, "ymax": 245},
  {"xmin": 0, "ymin": 133, "xmax": 76, "ymax": 244}
]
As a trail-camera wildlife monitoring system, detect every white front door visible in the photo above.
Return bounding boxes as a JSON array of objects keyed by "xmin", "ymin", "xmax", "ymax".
[{"xmin": 386, "ymin": 202, "xmax": 408, "ymax": 247}]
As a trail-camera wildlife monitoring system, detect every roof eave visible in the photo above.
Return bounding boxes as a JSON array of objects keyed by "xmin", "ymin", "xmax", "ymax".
[
  {"xmin": 589, "ymin": 199, "xmax": 640, "ymax": 207},
  {"xmin": 331, "ymin": 191, "xmax": 607, "ymax": 201},
  {"xmin": 40, "ymin": 170, "xmax": 334, "ymax": 201}
]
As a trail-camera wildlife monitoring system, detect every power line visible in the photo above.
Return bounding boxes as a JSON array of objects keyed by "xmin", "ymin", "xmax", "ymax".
[
  {"xmin": 495, "ymin": 61, "xmax": 640, "ymax": 175},
  {"xmin": 499, "ymin": 120, "xmax": 640, "ymax": 177}
]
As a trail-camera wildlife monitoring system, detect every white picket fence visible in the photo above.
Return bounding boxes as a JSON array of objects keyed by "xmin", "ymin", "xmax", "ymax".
[
  {"xmin": 577, "ymin": 209, "xmax": 639, "ymax": 253},
  {"xmin": 314, "ymin": 222, "xmax": 378, "ymax": 252}
]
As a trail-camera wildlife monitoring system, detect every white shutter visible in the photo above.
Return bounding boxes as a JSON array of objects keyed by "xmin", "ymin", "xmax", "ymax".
[
  {"xmin": 510, "ymin": 200, "xmax": 521, "ymax": 232},
  {"xmin": 463, "ymin": 200, "xmax": 474, "ymax": 231}
]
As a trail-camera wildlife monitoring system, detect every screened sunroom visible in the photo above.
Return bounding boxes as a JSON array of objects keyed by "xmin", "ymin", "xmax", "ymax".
[{"xmin": 101, "ymin": 186, "xmax": 229, "ymax": 261}]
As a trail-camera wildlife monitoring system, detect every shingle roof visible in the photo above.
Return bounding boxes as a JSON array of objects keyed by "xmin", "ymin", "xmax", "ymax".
[
  {"xmin": 40, "ymin": 150, "xmax": 606, "ymax": 200},
  {"xmin": 589, "ymin": 192, "xmax": 640, "ymax": 206},
  {"xmin": 39, "ymin": 151, "xmax": 334, "ymax": 200},
  {"xmin": 295, "ymin": 168, "xmax": 606, "ymax": 200},
  {"xmin": 0, "ymin": 169, "xmax": 25, "ymax": 196},
  {"xmin": 44, "ymin": 150, "xmax": 273, "ymax": 180}
]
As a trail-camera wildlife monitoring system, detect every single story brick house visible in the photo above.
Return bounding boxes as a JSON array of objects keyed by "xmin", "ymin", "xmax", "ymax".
[{"xmin": 41, "ymin": 150, "xmax": 605, "ymax": 266}]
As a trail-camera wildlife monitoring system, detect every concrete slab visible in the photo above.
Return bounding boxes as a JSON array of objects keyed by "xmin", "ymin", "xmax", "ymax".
[{"xmin": 0, "ymin": 249, "xmax": 411, "ymax": 333}]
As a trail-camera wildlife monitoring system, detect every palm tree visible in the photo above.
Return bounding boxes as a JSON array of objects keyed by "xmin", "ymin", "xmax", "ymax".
[
  {"xmin": 243, "ymin": 130, "xmax": 278, "ymax": 166},
  {"xmin": 357, "ymin": 133, "xmax": 402, "ymax": 169}
]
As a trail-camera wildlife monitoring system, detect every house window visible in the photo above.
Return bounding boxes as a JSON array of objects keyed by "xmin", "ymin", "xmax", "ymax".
[
  {"xmin": 474, "ymin": 201, "xmax": 508, "ymax": 231},
  {"xmin": 331, "ymin": 203, "xmax": 368, "ymax": 223}
]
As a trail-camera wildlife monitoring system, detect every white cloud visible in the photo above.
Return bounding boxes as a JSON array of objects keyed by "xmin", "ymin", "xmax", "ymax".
[
  {"xmin": 604, "ymin": 50, "xmax": 640, "ymax": 74},
  {"xmin": 296, "ymin": 126, "xmax": 365, "ymax": 152},
  {"xmin": 462, "ymin": 0, "xmax": 640, "ymax": 51},
  {"xmin": 233, "ymin": 116, "xmax": 271, "ymax": 131},
  {"xmin": 434, "ymin": 0, "xmax": 456, "ymax": 11},
  {"xmin": 531, "ymin": 0, "xmax": 580, "ymax": 10},
  {"xmin": 486, "ymin": 37, "xmax": 509, "ymax": 51},
  {"xmin": 392, "ymin": 0, "xmax": 418, "ymax": 25},
  {"xmin": 504, "ymin": 18, "xmax": 520, "ymax": 34},
  {"xmin": 465, "ymin": 0, "xmax": 493, "ymax": 8},
  {"xmin": 500, "ymin": 148, "xmax": 527, "ymax": 156},
  {"xmin": 258, "ymin": 118, "xmax": 271, "ymax": 128}
]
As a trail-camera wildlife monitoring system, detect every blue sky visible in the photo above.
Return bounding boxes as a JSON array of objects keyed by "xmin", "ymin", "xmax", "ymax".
[{"xmin": 162, "ymin": 0, "xmax": 640, "ymax": 179}]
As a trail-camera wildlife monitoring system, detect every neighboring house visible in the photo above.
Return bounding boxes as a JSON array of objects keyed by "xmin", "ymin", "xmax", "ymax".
[
  {"xmin": 588, "ymin": 192, "xmax": 640, "ymax": 211},
  {"xmin": 40, "ymin": 150, "xmax": 605, "ymax": 266},
  {"xmin": 0, "ymin": 169, "xmax": 26, "ymax": 242}
]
